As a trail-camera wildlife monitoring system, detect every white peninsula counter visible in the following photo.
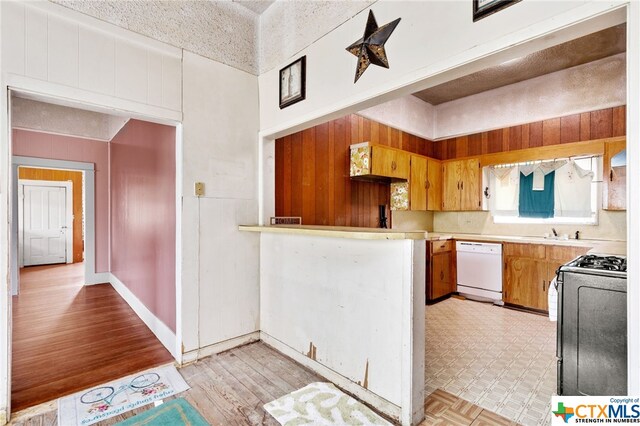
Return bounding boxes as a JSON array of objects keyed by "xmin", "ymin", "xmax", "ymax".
[{"xmin": 239, "ymin": 225, "xmax": 426, "ymax": 425}]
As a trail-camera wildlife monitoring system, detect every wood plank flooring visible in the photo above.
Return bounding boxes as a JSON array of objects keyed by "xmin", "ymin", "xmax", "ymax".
[
  {"xmin": 11, "ymin": 263, "xmax": 174, "ymax": 412},
  {"xmin": 11, "ymin": 342, "xmax": 324, "ymax": 425}
]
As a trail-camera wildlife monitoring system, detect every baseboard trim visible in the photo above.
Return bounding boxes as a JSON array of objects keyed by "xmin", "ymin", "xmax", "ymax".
[
  {"xmin": 181, "ymin": 332, "xmax": 260, "ymax": 365},
  {"xmin": 260, "ymin": 332, "xmax": 401, "ymax": 423},
  {"xmin": 85, "ymin": 272, "xmax": 111, "ymax": 285},
  {"xmin": 109, "ymin": 273, "xmax": 178, "ymax": 359}
]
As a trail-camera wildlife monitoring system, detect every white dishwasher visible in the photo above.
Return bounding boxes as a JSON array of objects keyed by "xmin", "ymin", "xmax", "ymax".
[{"xmin": 456, "ymin": 241, "xmax": 503, "ymax": 303}]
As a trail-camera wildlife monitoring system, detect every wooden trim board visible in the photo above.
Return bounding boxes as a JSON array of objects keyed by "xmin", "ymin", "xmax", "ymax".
[{"xmin": 439, "ymin": 136, "xmax": 623, "ymax": 166}]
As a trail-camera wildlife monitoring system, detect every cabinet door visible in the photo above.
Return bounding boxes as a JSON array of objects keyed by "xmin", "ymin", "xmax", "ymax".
[
  {"xmin": 426, "ymin": 158, "xmax": 442, "ymax": 211},
  {"xmin": 371, "ymin": 146, "xmax": 410, "ymax": 180},
  {"xmin": 603, "ymin": 139, "xmax": 626, "ymax": 210},
  {"xmin": 442, "ymin": 161, "xmax": 462, "ymax": 211},
  {"xmin": 431, "ymin": 251, "xmax": 452, "ymax": 300},
  {"xmin": 410, "ymin": 155, "xmax": 427, "ymax": 211},
  {"xmin": 460, "ymin": 158, "xmax": 481, "ymax": 210},
  {"xmin": 546, "ymin": 245, "xmax": 589, "ymax": 282},
  {"xmin": 504, "ymin": 257, "xmax": 548, "ymax": 310}
]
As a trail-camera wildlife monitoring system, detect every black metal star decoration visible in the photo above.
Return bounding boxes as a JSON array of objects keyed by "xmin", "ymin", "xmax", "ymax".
[{"xmin": 346, "ymin": 10, "xmax": 401, "ymax": 83}]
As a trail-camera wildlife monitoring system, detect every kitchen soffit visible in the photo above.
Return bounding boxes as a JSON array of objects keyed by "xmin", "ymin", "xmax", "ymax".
[{"xmin": 413, "ymin": 24, "xmax": 626, "ymax": 106}]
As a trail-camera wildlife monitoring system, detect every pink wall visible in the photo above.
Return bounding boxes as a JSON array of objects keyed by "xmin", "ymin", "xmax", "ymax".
[
  {"xmin": 110, "ymin": 120, "xmax": 176, "ymax": 332},
  {"xmin": 12, "ymin": 129, "xmax": 110, "ymax": 273}
]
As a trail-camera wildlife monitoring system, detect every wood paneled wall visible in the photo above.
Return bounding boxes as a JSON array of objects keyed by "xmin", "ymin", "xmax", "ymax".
[
  {"xmin": 18, "ymin": 167, "xmax": 84, "ymax": 263},
  {"xmin": 275, "ymin": 114, "xmax": 432, "ymax": 227},
  {"xmin": 275, "ymin": 106, "xmax": 626, "ymax": 227},
  {"xmin": 433, "ymin": 106, "xmax": 626, "ymax": 160}
]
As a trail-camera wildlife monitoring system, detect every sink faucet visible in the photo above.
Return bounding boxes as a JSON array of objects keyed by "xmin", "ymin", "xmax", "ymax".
[{"xmin": 552, "ymin": 228, "xmax": 558, "ymax": 237}]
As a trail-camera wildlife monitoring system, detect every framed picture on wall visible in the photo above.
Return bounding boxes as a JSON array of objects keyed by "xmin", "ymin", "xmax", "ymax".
[
  {"xmin": 473, "ymin": 0, "xmax": 520, "ymax": 21},
  {"xmin": 279, "ymin": 56, "xmax": 306, "ymax": 109}
]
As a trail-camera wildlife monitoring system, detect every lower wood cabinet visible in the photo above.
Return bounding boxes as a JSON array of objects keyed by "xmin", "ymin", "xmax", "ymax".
[
  {"xmin": 503, "ymin": 243, "xmax": 590, "ymax": 312},
  {"xmin": 426, "ymin": 240, "xmax": 456, "ymax": 301}
]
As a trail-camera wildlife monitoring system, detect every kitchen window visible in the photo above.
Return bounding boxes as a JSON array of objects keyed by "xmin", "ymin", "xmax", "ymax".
[{"xmin": 486, "ymin": 156, "xmax": 601, "ymax": 225}]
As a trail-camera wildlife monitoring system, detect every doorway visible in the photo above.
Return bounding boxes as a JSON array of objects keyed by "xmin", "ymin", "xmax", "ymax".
[
  {"xmin": 9, "ymin": 95, "xmax": 178, "ymax": 413},
  {"xmin": 18, "ymin": 173, "xmax": 79, "ymax": 268}
]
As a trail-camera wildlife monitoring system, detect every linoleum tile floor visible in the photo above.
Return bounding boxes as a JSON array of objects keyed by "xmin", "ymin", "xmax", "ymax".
[{"xmin": 425, "ymin": 298, "xmax": 556, "ymax": 426}]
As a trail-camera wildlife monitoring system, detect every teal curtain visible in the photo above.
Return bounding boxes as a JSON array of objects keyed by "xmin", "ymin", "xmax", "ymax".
[{"xmin": 519, "ymin": 171, "xmax": 555, "ymax": 218}]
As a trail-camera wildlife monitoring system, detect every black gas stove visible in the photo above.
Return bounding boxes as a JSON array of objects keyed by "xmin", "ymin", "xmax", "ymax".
[{"xmin": 556, "ymin": 253, "xmax": 627, "ymax": 396}]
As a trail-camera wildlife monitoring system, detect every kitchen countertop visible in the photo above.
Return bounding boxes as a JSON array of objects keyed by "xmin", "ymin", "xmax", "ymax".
[
  {"xmin": 426, "ymin": 232, "xmax": 626, "ymax": 255},
  {"xmin": 239, "ymin": 226, "xmax": 626, "ymax": 255},
  {"xmin": 239, "ymin": 225, "xmax": 428, "ymax": 240}
]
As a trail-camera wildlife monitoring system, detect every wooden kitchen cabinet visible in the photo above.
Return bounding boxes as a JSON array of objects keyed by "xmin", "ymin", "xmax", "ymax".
[
  {"xmin": 442, "ymin": 158, "xmax": 481, "ymax": 211},
  {"xmin": 409, "ymin": 155, "xmax": 442, "ymax": 211},
  {"xmin": 603, "ymin": 138, "xmax": 626, "ymax": 210},
  {"xmin": 370, "ymin": 145, "xmax": 410, "ymax": 180},
  {"xmin": 426, "ymin": 158, "xmax": 442, "ymax": 211},
  {"xmin": 426, "ymin": 240, "xmax": 456, "ymax": 301},
  {"xmin": 504, "ymin": 256, "xmax": 548, "ymax": 310},
  {"xmin": 350, "ymin": 143, "xmax": 410, "ymax": 181},
  {"xmin": 503, "ymin": 243, "xmax": 590, "ymax": 312}
]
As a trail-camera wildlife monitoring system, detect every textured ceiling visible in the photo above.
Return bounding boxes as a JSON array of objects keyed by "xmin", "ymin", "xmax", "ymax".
[
  {"xmin": 413, "ymin": 24, "xmax": 626, "ymax": 105},
  {"xmin": 234, "ymin": 0, "xmax": 275, "ymax": 15},
  {"xmin": 12, "ymin": 97, "xmax": 129, "ymax": 142}
]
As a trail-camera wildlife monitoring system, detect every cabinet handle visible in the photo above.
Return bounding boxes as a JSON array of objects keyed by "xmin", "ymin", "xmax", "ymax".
[
  {"xmin": 610, "ymin": 170, "xmax": 614, "ymax": 182},
  {"xmin": 425, "ymin": 180, "xmax": 429, "ymax": 189},
  {"xmin": 457, "ymin": 181, "xmax": 460, "ymax": 190},
  {"xmin": 440, "ymin": 271, "xmax": 444, "ymax": 281},
  {"xmin": 461, "ymin": 181, "xmax": 464, "ymax": 190},
  {"xmin": 542, "ymin": 280, "xmax": 546, "ymax": 291},
  {"xmin": 391, "ymin": 161, "xmax": 397, "ymax": 171}
]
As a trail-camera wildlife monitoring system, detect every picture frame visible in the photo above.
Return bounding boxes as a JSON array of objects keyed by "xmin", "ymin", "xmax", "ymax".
[
  {"xmin": 473, "ymin": 0, "xmax": 520, "ymax": 22},
  {"xmin": 279, "ymin": 56, "xmax": 306, "ymax": 109}
]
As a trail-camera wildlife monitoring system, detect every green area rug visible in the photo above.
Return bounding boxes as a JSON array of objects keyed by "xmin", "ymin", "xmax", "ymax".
[{"xmin": 115, "ymin": 398, "xmax": 209, "ymax": 426}]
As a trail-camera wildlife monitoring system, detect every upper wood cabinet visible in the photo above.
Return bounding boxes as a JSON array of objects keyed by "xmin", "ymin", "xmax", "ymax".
[
  {"xmin": 603, "ymin": 139, "xmax": 626, "ymax": 210},
  {"xmin": 350, "ymin": 143, "xmax": 410, "ymax": 182},
  {"xmin": 409, "ymin": 155, "xmax": 442, "ymax": 211},
  {"xmin": 372, "ymin": 146, "xmax": 410, "ymax": 180},
  {"xmin": 442, "ymin": 158, "xmax": 481, "ymax": 211}
]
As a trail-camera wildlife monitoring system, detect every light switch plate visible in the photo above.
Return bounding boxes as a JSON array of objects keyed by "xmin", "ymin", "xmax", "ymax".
[{"xmin": 194, "ymin": 182, "xmax": 205, "ymax": 197}]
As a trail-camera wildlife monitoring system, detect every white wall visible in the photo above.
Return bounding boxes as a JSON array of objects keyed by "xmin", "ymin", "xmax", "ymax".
[
  {"xmin": 260, "ymin": 232, "xmax": 425, "ymax": 424},
  {"xmin": 435, "ymin": 53, "xmax": 626, "ymax": 138},
  {"xmin": 358, "ymin": 95, "xmax": 435, "ymax": 140},
  {"xmin": 1, "ymin": 1, "xmax": 182, "ymax": 119},
  {"xmin": 258, "ymin": 1, "xmax": 626, "ymax": 136},
  {"xmin": 259, "ymin": 0, "xmax": 374, "ymax": 74},
  {"xmin": 181, "ymin": 51, "xmax": 260, "ymax": 354}
]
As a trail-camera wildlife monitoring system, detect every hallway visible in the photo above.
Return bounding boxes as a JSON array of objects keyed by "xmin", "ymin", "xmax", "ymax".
[{"xmin": 12, "ymin": 263, "xmax": 173, "ymax": 412}]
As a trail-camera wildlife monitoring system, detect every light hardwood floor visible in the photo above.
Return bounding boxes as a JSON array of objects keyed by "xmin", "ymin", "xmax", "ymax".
[{"xmin": 11, "ymin": 263, "xmax": 174, "ymax": 412}]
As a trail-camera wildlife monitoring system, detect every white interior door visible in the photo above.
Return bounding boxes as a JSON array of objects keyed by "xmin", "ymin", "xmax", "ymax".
[{"xmin": 22, "ymin": 184, "xmax": 69, "ymax": 266}]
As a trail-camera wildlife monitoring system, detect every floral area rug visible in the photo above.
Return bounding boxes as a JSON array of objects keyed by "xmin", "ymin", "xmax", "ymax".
[
  {"xmin": 263, "ymin": 382, "xmax": 392, "ymax": 426},
  {"xmin": 58, "ymin": 365, "xmax": 189, "ymax": 426}
]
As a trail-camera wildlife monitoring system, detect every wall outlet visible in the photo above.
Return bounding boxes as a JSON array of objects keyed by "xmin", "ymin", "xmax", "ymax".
[{"xmin": 194, "ymin": 182, "xmax": 205, "ymax": 197}]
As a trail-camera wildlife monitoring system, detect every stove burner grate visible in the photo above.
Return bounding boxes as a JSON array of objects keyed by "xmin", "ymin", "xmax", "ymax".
[{"xmin": 574, "ymin": 255, "xmax": 627, "ymax": 272}]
